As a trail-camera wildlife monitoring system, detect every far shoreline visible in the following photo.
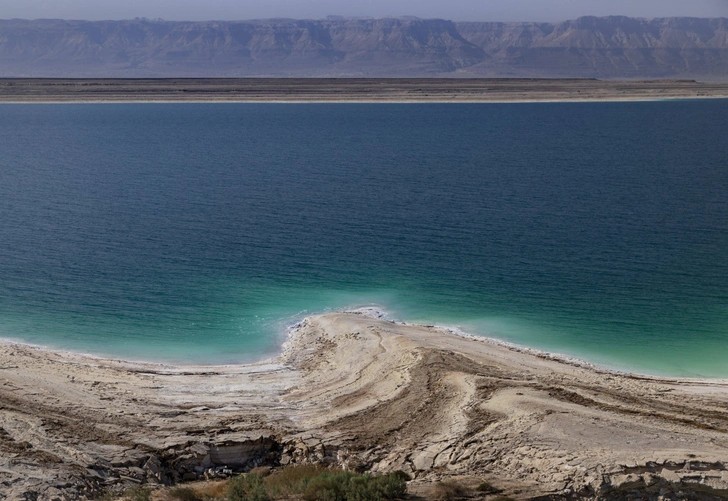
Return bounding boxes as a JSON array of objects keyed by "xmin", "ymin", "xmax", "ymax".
[
  {"xmin": 4, "ymin": 96, "xmax": 728, "ymax": 105},
  {"xmin": 2, "ymin": 77, "xmax": 728, "ymax": 103}
]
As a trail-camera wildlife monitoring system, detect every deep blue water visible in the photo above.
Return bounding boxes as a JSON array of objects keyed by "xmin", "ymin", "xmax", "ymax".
[{"xmin": 0, "ymin": 101, "xmax": 727, "ymax": 376}]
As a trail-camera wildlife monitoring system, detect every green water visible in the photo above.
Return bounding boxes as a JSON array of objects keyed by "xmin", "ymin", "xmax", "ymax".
[{"xmin": 0, "ymin": 102, "xmax": 726, "ymax": 377}]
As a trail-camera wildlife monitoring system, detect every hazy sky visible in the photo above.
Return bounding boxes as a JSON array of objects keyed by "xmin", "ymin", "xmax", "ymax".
[{"xmin": 3, "ymin": 0, "xmax": 728, "ymax": 22}]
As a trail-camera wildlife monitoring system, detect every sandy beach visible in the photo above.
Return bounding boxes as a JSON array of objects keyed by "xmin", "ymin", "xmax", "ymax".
[
  {"xmin": 2, "ymin": 310, "xmax": 728, "ymax": 500},
  {"xmin": 2, "ymin": 78, "xmax": 728, "ymax": 103}
]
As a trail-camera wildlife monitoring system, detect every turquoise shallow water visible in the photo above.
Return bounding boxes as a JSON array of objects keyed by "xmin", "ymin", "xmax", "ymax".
[{"xmin": 0, "ymin": 102, "xmax": 727, "ymax": 376}]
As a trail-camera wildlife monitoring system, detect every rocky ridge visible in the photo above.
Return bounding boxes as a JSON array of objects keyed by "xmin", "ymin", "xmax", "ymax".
[{"xmin": 0, "ymin": 16, "xmax": 728, "ymax": 78}]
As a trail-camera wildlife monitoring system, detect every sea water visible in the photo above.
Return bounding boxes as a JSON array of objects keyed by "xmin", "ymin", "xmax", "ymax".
[{"xmin": 0, "ymin": 101, "xmax": 726, "ymax": 377}]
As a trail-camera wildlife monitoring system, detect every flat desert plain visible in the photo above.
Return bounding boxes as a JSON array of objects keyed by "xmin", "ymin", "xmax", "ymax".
[{"xmin": 1, "ymin": 78, "xmax": 728, "ymax": 102}]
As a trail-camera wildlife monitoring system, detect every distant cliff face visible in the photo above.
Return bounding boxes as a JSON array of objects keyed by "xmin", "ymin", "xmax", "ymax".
[
  {"xmin": 456, "ymin": 16, "xmax": 728, "ymax": 79},
  {"xmin": 1, "ymin": 16, "xmax": 727, "ymax": 79}
]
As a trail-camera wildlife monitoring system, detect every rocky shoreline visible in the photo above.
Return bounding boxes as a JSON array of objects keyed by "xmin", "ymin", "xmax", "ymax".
[{"xmin": 2, "ymin": 311, "xmax": 728, "ymax": 500}]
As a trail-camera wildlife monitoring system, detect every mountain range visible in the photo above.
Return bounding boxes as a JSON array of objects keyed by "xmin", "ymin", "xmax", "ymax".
[{"xmin": 1, "ymin": 16, "xmax": 728, "ymax": 79}]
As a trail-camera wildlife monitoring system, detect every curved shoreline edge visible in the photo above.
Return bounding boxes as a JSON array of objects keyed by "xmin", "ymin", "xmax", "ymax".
[
  {"xmin": 2, "ymin": 306, "xmax": 724, "ymax": 382},
  {"xmin": 1, "ymin": 311, "xmax": 728, "ymax": 500}
]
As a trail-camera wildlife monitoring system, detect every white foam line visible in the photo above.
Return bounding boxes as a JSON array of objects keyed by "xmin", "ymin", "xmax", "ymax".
[
  {"xmin": 324, "ymin": 309, "xmax": 728, "ymax": 383},
  {"xmin": 4, "ymin": 308, "xmax": 728, "ymax": 383}
]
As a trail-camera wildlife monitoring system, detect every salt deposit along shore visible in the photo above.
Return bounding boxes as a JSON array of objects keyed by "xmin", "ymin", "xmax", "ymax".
[{"xmin": 1, "ymin": 311, "xmax": 728, "ymax": 500}]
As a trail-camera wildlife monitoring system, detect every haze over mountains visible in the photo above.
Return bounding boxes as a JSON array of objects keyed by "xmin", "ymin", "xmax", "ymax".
[{"xmin": 1, "ymin": 16, "xmax": 728, "ymax": 79}]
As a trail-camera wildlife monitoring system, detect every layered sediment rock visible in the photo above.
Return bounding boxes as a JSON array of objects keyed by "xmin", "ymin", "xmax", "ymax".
[{"xmin": 2, "ymin": 312, "xmax": 728, "ymax": 500}]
